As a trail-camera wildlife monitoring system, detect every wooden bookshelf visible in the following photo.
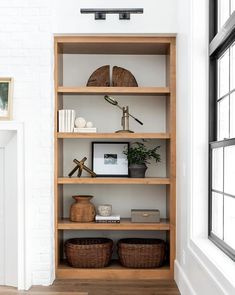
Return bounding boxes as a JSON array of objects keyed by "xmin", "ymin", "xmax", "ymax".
[
  {"xmin": 54, "ymin": 35, "xmax": 176, "ymax": 280},
  {"xmin": 57, "ymin": 260, "xmax": 171, "ymax": 280},
  {"xmin": 58, "ymin": 218, "xmax": 170, "ymax": 231},
  {"xmin": 57, "ymin": 132, "xmax": 171, "ymax": 139},
  {"xmin": 57, "ymin": 86, "xmax": 170, "ymax": 96},
  {"xmin": 57, "ymin": 177, "xmax": 170, "ymax": 185}
]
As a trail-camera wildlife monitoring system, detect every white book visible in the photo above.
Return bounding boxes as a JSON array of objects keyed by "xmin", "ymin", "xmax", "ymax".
[
  {"xmin": 58, "ymin": 110, "xmax": 62, "ymax": 132},
  {"xmin": 65, "ymin": 110, "xmax": 68, "ymax": 132},
  {"xmin": 62, "ymin": 110, "xmax": 65, "ymax": 132},
  {"xmin": 95, "ymin": 215, "xmax": 120, "ymax": 221},
  {"xmin": 60, "ymin": 110, "xmax": 65, "ymax": 132},
  {"xmin": 71, "ymin": 110, "xmax": 75, "ymax": 132},
  {"xmin": 74, "ymin": 127, "xmax": 97, "ymax": 133},
  {"xmin": 68, "ymin": 110, "xmax": 71, "ymax": 132}
]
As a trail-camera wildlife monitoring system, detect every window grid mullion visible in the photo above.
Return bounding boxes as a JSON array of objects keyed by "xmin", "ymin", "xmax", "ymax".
[
  {"xmin": 222, "ymin": 146, "xmax": 225, "ymax": 241},
  {"xmin": 209, "ymin": 0, "xmax": 235, "ymax": 260}
]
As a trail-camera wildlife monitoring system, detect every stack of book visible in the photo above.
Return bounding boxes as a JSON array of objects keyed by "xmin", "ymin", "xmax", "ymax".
[
  {"xmin": 74, "ymin": 127, "xmax": 97, "ymax": 133},
  {"xmin": 58, "ymin": 109, "xmax": 75, "ymax": 132},
  {"xmin": 95, "ymin": 215, "xmax": 121, "ymax": 223}
]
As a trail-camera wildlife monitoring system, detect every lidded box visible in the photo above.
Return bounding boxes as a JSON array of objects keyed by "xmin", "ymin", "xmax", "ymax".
[{"xmin": 131, "ymin": 209, "xmax": 160, "ymax": 223}]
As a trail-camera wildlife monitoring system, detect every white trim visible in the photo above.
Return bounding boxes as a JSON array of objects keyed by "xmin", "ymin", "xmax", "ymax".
[
  {"xmin": 189, "ymin": 238, "xmax": 235, "ymax": 294},
  {"xmin": 187, "ymin": 0, "xmax": 235, "ymax": 293},
  {"xmin": 174, "ymin": 260, "xmax": 197, "ymax": 295},
  {"xmin": 0, "ymin": 121, "xmax": 30, "ymax": 290},
  {"xmin": 0, "ymin": 147, "xmax": 5, "ymax": 285}
]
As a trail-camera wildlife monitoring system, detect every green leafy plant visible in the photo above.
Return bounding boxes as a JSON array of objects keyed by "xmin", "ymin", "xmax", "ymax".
[{"xmin": 123, "ymin": 142, "xmax": 161, "ymax": 165}]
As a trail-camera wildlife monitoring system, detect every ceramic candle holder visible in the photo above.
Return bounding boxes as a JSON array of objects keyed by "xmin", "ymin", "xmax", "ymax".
[{"xmin": 97, "ymin": 204, "xmax": 112, "ymax": 216}]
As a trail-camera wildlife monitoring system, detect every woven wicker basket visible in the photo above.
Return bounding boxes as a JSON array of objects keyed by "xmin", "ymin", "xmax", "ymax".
[
  {"xmin": 65, "ymin": 238, "xmax": 113, "ymax": 268},
  {"xmin": 118, "ymin": 238, "xmax": 166, "ymax": 268}
]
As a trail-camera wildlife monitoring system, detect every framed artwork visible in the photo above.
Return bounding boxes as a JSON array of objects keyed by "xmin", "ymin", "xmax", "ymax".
[
  {"xmin": 92, "ymin": 142, "xmax": 129, "ymax": 177},
  {"xmin": 0, "ymin": 78, "xmax": 13, "ymax": 120}
]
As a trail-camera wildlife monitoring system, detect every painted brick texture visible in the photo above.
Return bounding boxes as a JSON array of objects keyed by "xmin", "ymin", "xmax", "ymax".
[{"xmin": 0, "ymin": 0, "xmax": 54, "ymax": 286}]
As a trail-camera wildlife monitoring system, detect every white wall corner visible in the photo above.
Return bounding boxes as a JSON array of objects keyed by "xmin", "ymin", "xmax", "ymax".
[{"xmin": 174, "ymin": 260, "xmax": 197, "ymax": 295}]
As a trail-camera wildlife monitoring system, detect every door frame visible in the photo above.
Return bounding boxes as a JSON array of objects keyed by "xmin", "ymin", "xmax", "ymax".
[{"xmin": 0, "ymin": 122, "xmax": 29, "ymax": 290}]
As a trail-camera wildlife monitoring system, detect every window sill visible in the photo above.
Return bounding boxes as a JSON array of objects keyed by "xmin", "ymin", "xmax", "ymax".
[{"xmin": 190, "ymin": 237, "xmax": 235, "ymax": 290}]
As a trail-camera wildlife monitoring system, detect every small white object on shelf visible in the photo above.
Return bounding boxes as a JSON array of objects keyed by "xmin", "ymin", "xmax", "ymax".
[
  {"xmin": 95, "ymin": 215, "xmax": 120, "ymax": 223},
  {"xmin": 74, "ymin": 127, "xmax": 97, "ymax": 133},
  {"xmin": 58, "ymin": 109, "xmax": 75, "ymax": 132},
  {"xmin": 98, "ymin": 204, "xmax": 112, "ymax": 216},
  {"xmin": 95, "ymin": 215, "xmax": 120, "ymax": 221},
  {"xmin": 75, "ymin": 117, "xmax": 86, "ymax": 128},
  {"xmin": 86, "ymin": 121, "xmax": 93, "ymax": 128}
]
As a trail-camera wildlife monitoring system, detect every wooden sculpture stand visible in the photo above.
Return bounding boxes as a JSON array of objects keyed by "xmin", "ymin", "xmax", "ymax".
[{"xmin": 68, "ymin": 157, "xmax": 97, "ymax": 178}]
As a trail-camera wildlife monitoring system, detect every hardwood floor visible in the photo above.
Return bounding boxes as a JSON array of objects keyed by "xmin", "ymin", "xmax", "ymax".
[{"xmin": 0, "ymin": 280, "xmax": 180, "ymax": 295}]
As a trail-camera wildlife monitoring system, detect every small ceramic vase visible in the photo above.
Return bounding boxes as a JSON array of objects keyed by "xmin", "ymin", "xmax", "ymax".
[{"xmin": 98, "ymin": 204, "xmax": 112, "ymax": 216}]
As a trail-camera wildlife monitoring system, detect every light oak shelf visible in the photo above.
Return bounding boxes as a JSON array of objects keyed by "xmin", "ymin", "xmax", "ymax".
[
  {"xmin": 57, "ymin": 260, "xmax": 171, "ymax": 280},
  {"xmin": 57, "ymin": 177, "xmax": 170, "ymax": 185},
  {"xmin": 57, "ymin": 218, "xmax": 170, "ymax": 231},
  {"xmin": 57, "ymin": 86, "xmax": 170, "ymax": 96},
  {"xmin": 57, "ymin": 132, "xmax": 170, "ymax": 139}
]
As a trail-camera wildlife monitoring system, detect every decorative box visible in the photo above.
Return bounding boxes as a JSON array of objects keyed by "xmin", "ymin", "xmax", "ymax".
[{"xmin": 131, "ymin": 209, "xmax": 160, "ymax": 223}]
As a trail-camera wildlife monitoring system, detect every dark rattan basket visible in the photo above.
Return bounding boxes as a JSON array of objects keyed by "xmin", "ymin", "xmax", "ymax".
[
  {"xmin": 118, "ymin": 238, "xmax": 166, "ymax": 268},
  {"xmin": 65, "ymin": 238, "xmax": 113, "ymax": 268}
]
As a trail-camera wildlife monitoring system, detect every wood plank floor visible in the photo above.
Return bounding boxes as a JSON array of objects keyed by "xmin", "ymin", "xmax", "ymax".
[{"xmin": 0, "ymin": 280, "xmax": 180, "ymax": 295}]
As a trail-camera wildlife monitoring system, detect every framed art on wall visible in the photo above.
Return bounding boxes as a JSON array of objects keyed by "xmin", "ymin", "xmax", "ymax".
[
  {"xmin": 92, "ymin": 142, "xmax": 129, "ymax": 177},
  {"xmin": 0, "ymin": 78, "xmax": 13, "ymax": 120}
]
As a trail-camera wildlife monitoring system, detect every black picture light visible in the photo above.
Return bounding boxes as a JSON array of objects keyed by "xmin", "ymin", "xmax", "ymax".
[{"xmin": 80, "ymin": 8, "xmax": 144, "ymax": 20}]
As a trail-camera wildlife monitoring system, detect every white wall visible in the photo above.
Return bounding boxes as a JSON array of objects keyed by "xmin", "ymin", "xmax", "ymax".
[
  {"xmin": 0, "ymin": 0, "xmax": 178, "ymax": 287},
  {"xmin": 0, "ymin": 0, "xmax": 54, "ymax": 286},
  {"xmin": 175, "ymin": 0, "xmax": 235, "ymax": 294},
  {"xmin": 53, "ymin": 0, "xmax": 177, "ymax": 34}
]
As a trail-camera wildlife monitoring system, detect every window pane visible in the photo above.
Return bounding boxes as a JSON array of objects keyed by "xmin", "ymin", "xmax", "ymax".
[
  {"xmin": 230, "ymin": 93, "xmax": 235, "ymax": 138},
  {"xmin": 224, "ymin": 195, "xmax": 235, "ymax": 249},
  {"xmin": 224, "ymin": 145, "xmax": 235, "ymax": 195},
  {"xmin": 231, "ymin": 0, "xmax": 235, "ymax": 14},
  {"xmin": 212, "ymin": 147, "xmax": 223, "ymax": 191},
  {"xmin": 218, "ymin": 50, "xmax": 229, "ymax": 98},
  {"xmin": 218, "ymin": 0, "xmax": 230, "ymax": 30},
  {"xmin": 212, "ymin": 192, "xmax": 224, "ymax": 239},
  {"xmin": 231, "ymin": 43, "xmax": 235, "ymax": 91},
  {"xmin": 218, "ymin": 96, "xmax": 229, "ymax": 140}
]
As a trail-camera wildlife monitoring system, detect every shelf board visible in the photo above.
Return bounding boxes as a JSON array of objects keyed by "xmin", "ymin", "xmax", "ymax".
[
  {"xmin": 57, "ymin": 132, "xmax": 170, "ymax": 139},
  {"xmin": 57, "ymin": 218, "xmax": 170, "ymax": 231},
  {"xmin": 57, "ymin": 260, "xmax": 171, "ymax": 280},
  {"xmin": 57, "ymin": 177, "xmax": 170, "ymax": 185},
  {"xmin": 56, "ymin": 35, "xmax": 174, "ymax": 55},
  {"xmin": 57, "ymin": 86, "xmax": 170, "ymax": 96}
]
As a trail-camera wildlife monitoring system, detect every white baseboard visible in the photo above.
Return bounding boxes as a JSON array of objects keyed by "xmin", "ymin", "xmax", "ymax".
[{"xmin": 174, "ymin": 260, "xmax": 197, "ymax": 295}]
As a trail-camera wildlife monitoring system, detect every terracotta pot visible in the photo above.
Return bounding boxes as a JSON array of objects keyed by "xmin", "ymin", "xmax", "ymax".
[{"xmin": 70, "ymin": 195, "xmax": 96, "ymax": 222}]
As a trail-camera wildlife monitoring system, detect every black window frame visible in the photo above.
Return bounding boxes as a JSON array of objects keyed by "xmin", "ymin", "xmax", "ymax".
[{"xmin": 209, "ymin": 0, "xmax": 235, "ymax": 261}]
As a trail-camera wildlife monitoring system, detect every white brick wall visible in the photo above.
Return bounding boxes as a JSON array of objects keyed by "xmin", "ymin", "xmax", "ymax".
[
  {"xmin": 0, "ymin": 0, "xmax": 54, "ymax": 286},
  {"xmin": 0, "ymin": 0, "xmax": 178, "ymax": 288}
]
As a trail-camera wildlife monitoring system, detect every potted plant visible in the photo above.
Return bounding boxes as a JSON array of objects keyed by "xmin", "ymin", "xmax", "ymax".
[{"xmin": 123, "ymin": 142, "xmax": 161, "ymax": 178}]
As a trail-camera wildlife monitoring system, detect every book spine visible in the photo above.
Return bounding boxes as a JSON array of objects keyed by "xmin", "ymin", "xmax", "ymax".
[
  {"xmin": 58, "ymin": 110, "xmax": 61, "ymax": 132},
  {"xmin": 95, "ymin": 220, "xmax": 120, "ymax": 223},
  {"xmin": 71, "ymin": 110, "xmax": 75, "ymax": 132},
  {"xmin": 61, "ymin": 110, "xmax": 65, "ymax": 132}
]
